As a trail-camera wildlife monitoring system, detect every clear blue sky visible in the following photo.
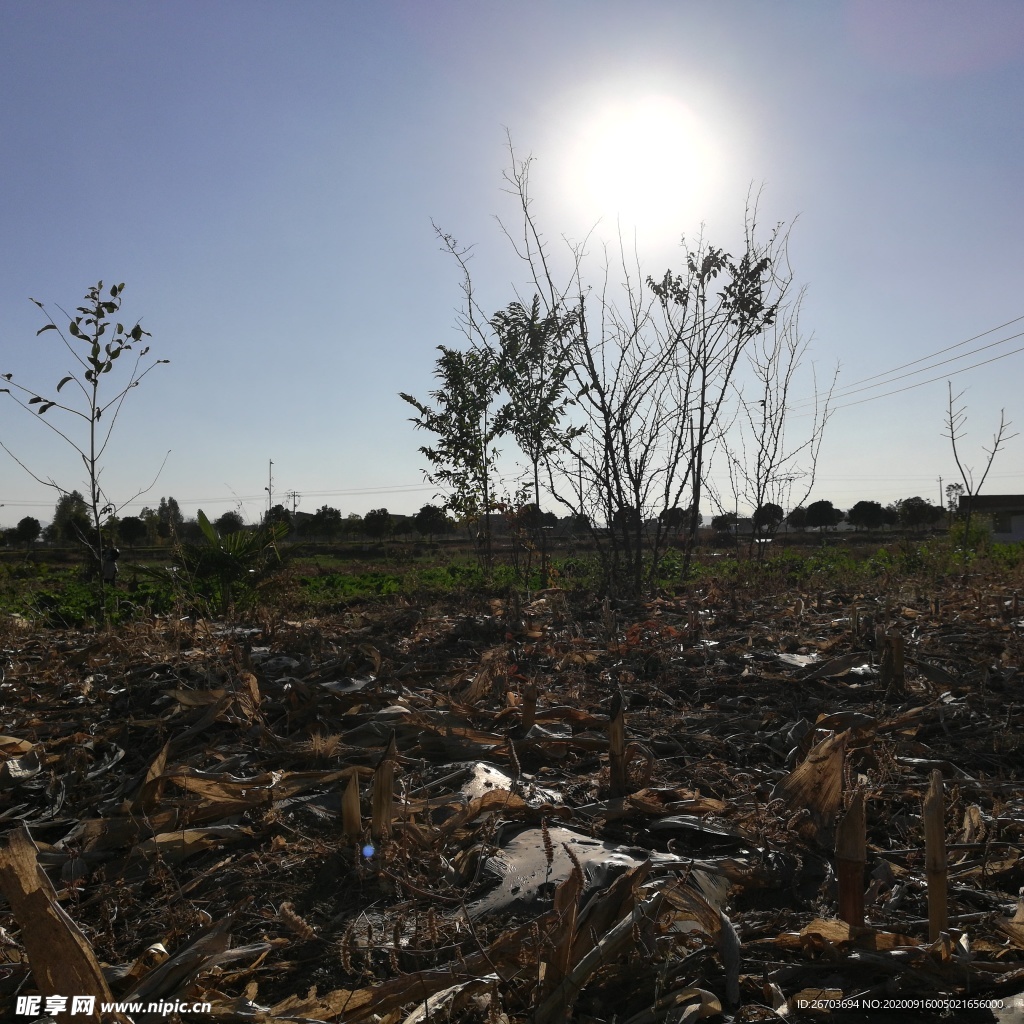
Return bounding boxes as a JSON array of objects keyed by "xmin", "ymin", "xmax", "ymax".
[{"xmin": 2, "ymin": 0, "xmax": 1022, "ymax": 529}]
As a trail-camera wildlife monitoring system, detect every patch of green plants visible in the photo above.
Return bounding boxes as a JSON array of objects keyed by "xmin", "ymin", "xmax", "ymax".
[
  {"xmin": 300, "ymin": 571, "xmax": 404, "ymax": 600},
  {"xmin": 987, "ymin": 541, "xmax": 1024, "ymax": 572},
  {"xmin": 141, "ymin": 511, "xmax": 288, "ymax": 618},
  {"xmin": 0, "ymin": 563, "xmax": 176, "ymax": 627}
]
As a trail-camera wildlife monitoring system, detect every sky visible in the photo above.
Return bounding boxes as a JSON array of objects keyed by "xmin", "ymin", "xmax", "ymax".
[{"xmin": 1, "ymin": 0, "xmax": 1023, "ymax": 529}]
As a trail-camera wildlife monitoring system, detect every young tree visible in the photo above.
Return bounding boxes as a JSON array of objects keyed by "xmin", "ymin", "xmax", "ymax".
[
  {"xmin": 118, "ymin": 515, "xmax": 148, "ymax": 551},
  {"xmin": 401, "ymin": 345, "xmax": 503, "ymax": 570},
  {"xmin": 805, "ymin": 499, "xmax": 840, "ymax": 533},
  {"xmin": 407, "ymin": 142, "xmax": 825, "ymax": 596},
  {"xmin": 12, "ymin": 516, "xmax": 41, "ymax": 555},
  {"xmin": 847, "ymin": 500, "xmax": 885, "ymax": 531},
  {"xmin": 51, "ymin": 490, "xmax": 91, "ymax": 543},
  {"xmin": 490, "ymin": 295, "xmax": 581, "ymax": 585},
  {"xmin": 944, "ymin": 382, "xmax": 1017, "ymax": 550},
  {"xmin": 786, "ymin": 505, "xmax": 808, "ymax": 530},
  {"xmin": 310, "ymin": 505, "xmax": 343, "ymax": 541},
  {"xmin": 414, "ymin": 503, "xmax": 451, "ymax": 541},
  {"xmin": 643, "ymin": 209, "xmax": 796, "ymax": 581},
  {"xmin": 363, "ymin": 508, "xmax": 392, "ymax": 541},
  {"xmin": 719, "ymin": 284, "xmax": 836, "ymax": 559},
  {"xmin": 895, "ymin": 496, "xmax": 944, "ymax": 533},
  {"xmin": 1, "ymin": 282, "xmax": 168, "ymax": 612},
  {"xmin": 214, "ymin": 510, "xmax": 246, "ymax": 536},
  {"xmin": 752, "ymin": 502, "xmax": 784, "ymax": 535},
  {"xmin": 505, "ymin": 153, "xmax": 796, "ymax": 593}
]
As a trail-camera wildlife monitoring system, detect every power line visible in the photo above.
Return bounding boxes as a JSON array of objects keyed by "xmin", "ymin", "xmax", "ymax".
[
  {"xmin": 825, "ymin": 312, "xmax": 1024, "ymax": 397},
  {"xmin": 786, "ymin": 334, "xmax": 1024, "ymax": 419},
  {"xmin": 789, "ymin": 313, "xmax": 1024, "ymax": 413},
  {"xmin": 800, "ymin": 329, "xmax": 1024, "ymax": 409},
  {"xmin": 830, "ymin": 340, "xmax": 1024, "ymax": 411}
]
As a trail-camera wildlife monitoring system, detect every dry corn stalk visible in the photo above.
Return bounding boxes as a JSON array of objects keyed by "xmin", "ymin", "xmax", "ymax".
[
  {"xmin": 924, "ymin": 769, "xmax": 949, "ymax": 940},
  {"xmin": 372, "ymin": 732, "xmax": 398, "ymax": 841},
  {"xmin": 835, "ymin": 791, "xmax": 866, "ymax": 928},
  {"xmin": 0, "ymin": 826, "xmax": 124, "ymax": 1024},
  {"xmin": 881, "ymin": 630, "xmax": 905, "ymax": 699},
  {"xmin": 608, "ymin": 689, "xmax": 627, "ymax": 797},
  {"xmin": 537, "ymin": 859, "xmax": 582, "ymax": 1008},
  {"xmin": 522, "ymin": 680, "xmax": 537, "ymax": 732},
  {"xmin": 343, "ymin": 771, "xmax": 362, "ymax": 839}
]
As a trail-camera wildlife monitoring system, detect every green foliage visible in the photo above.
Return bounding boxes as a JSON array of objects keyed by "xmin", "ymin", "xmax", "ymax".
[
  {"xmin": 414, "ymin": 504, "xmax": 452, "ymax": 539},
  {"xmin": 490, "ymin": 295, "xmax": 582, "ymax": 586},
  {"xmin": 50, "ymin": 491, "xmax": 91, "ymax": 543},
  {"xmin": 894, "ymin": 495, "xmax": 944, "ymax": 531},
  {"xmin": 0, "ymin": 563, "xmax": 175, "ymax": 627},
  {"xmin": 118, "ymin": 515, "xmax": 148, "ymax": 549},
  {"xmin": 309, "ymin": 505, "xmax": 343, "ymax": 540},
  {"xmin": 848, "ymin": 500, "xmax": 885, "ymax": 530},
  {"xmin": 491, "ymin": 296, "xmax": 580, "ymax": 462},
  {"xmin": 948, "ymin": 516, "xmax": 990, "ymax": 553},
  {"xmin": 214, "ymin": 510, "xmax": 245, "ymax": 535},
  {"xmin": 300, "ymin": 571, "xmax": 403, "ymax": 600},
  {"xmin": 711, "ymin": 512, "xmax": 737, "ymax": 533},
  {"xmin": 752, "ymin": 503, "xmax": 784, "ymax": 534},
  {"xmin": 142, "ymin": 509, "xmax": 287, "ymax": 617},
  {"xmin": 987, "ymin": 541, "xmax": 1024, "ymax": 571},
  {"xmin": 400, "ymin": 346, "xmax": 502, "ymax": 522},
  {"xmin": 786, "ymin": 506, "xmax": 807, "ymax": 529},
  {"xmin": 363, "ymin": 508, "xmax": 392, "ymax": 540},
  {"xmin": 12, "ymin": 517, "xmax": 41, "ymax": 551},
  {"xmin": 805, "ymin": 499, "xmax": 842, "ymax": 530}
]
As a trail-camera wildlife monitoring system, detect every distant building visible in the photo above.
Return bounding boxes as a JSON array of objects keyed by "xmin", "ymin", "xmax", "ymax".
[{"xmin": 959, "ymin": 494, "xmax": 1024, "ymax": 543}]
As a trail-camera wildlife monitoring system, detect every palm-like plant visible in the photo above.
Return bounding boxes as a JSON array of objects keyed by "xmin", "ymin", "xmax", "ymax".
[{"xmin": 145, "ymin": 510, "xmax": 287, "ymax": 617}]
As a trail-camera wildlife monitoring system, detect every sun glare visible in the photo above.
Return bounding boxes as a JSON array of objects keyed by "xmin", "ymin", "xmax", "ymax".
[{"xmin": 564, "ymin": 94, "xmax": 719, "ymax": 240}]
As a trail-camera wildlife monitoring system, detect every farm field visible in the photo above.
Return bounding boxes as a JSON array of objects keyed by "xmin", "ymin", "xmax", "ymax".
[
  {"xmin": 4, "ymin": 3, "xmax": 1024, "ymax": 1022},
  {"xmin": 0, "ymin": 544, "xmax": 1022, "ymax": 1022}
]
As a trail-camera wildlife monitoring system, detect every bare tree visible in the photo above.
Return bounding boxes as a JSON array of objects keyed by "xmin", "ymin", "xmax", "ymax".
[
  {"xmin": 645, "ymin": 208, "xmax": 791, "ymax": 581},
  {"xmin": 944, "ymin": 382, "xmax": 1017, "ymax": 551},
  {"xmin": 497, "ymin": 147, "xmax": 810, "ymax": 595},
  {"xmin": 718, "ymin": 287, "xmax": 837, "ymax": 559}
]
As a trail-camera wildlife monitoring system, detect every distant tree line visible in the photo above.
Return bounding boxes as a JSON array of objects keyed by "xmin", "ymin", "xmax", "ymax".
[
  {"xmin": 706, "ymin": 495, "xmax": 947, "ymax": 537},
  {"xmin": 4, "ymin": 489, "xmax": 955, "ymax": 558}
]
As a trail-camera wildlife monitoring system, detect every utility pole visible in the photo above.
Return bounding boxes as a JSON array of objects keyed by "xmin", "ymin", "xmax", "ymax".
[
  {"xmin": 286, "ymin": 490, "xmax": 299, "ymax": 515},
  {"xmin": 938, "ymin": 476, "xmax": 943, "ymax": 510},
  {"xmin": 265, "ymin": 460, "xmax": 274, "ymax": 519}
]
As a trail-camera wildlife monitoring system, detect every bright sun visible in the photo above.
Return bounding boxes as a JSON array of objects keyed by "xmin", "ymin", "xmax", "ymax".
[{"xmin": 565, "ymin": 94, "xmax": 718, "ymax": 238}]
